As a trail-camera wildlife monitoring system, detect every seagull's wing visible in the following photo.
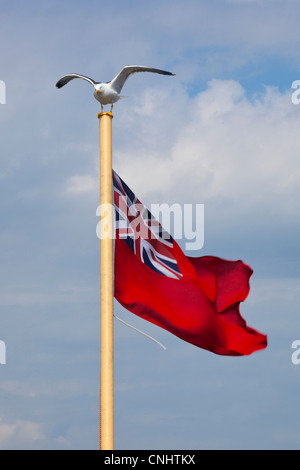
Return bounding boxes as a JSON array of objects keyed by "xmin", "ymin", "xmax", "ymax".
[
  {"xmin": 109, "ymin": 66, "xmax": 175, "ymax": 93},
  {"xmin": 56, "ymin": 73, "xmax": 96, "ymax": 89}
]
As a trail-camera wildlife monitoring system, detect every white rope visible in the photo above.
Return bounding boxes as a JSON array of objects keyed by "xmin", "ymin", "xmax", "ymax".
[{"xmin": 113, "ymin": 314, "xmax": 166, "ymax": 350}]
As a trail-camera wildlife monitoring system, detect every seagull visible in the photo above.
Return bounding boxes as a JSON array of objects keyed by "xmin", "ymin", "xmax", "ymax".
[{"xmin": 56, "ymin": 65, "xmax": 175, "ymax": 112}]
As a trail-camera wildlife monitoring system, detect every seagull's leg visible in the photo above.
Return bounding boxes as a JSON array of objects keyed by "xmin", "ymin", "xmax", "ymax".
[
  {"xmin": 110, "ymin": 104, "xmax": 113, "ymax": 113},
  {"xmin": 101, "ymin": 104, "xmax": 104, "ymax": 113}
]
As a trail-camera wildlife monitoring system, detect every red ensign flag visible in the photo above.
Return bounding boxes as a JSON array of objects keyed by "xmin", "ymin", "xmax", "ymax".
[{"xmin": 113, "ymin": 171, "xmax": 267, "ymax": 356}]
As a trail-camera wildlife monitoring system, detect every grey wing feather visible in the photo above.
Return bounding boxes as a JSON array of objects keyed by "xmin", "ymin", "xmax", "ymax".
[
  {"xmin": 109, "ymin": 66, "xmax": 175, "ymax": 93},
  {"xmin": 56, "ymin": 73, "xmax": 96, "ymax": 88}
]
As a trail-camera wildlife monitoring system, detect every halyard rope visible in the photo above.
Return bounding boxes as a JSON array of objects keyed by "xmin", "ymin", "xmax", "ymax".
[{"xmin": 113, "ymin": 314, "xmax": 166, "ymax": 350}]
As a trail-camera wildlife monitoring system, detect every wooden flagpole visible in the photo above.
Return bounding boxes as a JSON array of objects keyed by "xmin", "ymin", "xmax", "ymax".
[{"xmin": 98, "ymin": 111, "xmax": 114, "ymax": 450}]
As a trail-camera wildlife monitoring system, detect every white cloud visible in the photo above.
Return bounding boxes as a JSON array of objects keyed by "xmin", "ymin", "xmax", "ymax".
[
  {"xmin": 116, "ymin": 80, "xmax": 300, "ymax": 222},
  {"xmin": 0, "ymin": 417, "xmax": 44, "ymax": 449},
  {"xmin": 0, "ymin": 381, "xmax": 37, "ymax": 398},
  {"xmin": 64, "ymin": 174, "xmax": 97, "ymax": 195},
  {"xmin": 0, "ymin": 285, "xmax": 94, "ymax": 306}
]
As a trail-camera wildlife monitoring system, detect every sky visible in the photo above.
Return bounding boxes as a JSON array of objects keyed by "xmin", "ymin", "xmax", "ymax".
[{"xmin": 0, "ymin": 0, "xmax": 300, "ymax": 450}]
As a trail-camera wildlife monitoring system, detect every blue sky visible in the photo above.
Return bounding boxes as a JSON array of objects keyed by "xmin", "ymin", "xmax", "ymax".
[{"xmin": 0, "ymin": 0, "xmax": 300, "ymax": 450}]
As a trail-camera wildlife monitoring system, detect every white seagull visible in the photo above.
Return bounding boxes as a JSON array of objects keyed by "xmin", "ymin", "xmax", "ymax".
[{"xmin": 56, "ymin": 65, "xmax": 175, "ymax": 111}]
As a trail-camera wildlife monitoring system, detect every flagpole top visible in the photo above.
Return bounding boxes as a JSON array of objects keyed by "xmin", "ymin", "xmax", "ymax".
[{"xmin": 97, "ymin": 111, "xmax": 113, "ymax": 119}]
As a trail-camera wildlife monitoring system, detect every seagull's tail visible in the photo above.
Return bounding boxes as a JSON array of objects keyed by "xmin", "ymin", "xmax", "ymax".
[{"xmin": 118, "ymin": 96, "xmax": 128, "ymax": 100}]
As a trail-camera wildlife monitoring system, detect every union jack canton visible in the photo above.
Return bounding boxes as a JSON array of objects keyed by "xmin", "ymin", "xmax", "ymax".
[{"xmin": 113, "ymin": 170, "xmax": 183, "ymax": 280}]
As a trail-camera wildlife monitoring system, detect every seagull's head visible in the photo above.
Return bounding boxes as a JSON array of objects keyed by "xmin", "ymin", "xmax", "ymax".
[
  {"xmin": 95, "ymin": 84, "xmax": 104, "ymax": 95},
  {"xmin": 94, "ymin": 84, "xmax": 106, "ymax": 104}
]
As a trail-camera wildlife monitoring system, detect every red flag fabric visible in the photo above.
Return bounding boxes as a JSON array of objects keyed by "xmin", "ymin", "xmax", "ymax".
[{"xmin": 113, "ymin": 171, "xmax": 267, "ymax": 356}]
